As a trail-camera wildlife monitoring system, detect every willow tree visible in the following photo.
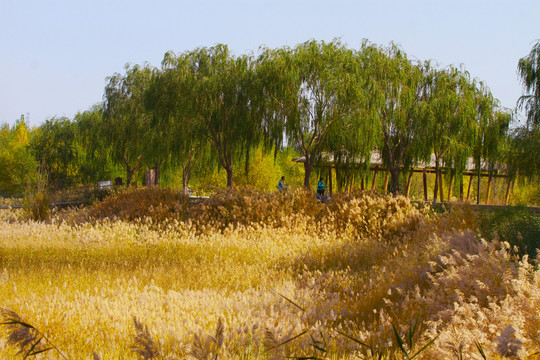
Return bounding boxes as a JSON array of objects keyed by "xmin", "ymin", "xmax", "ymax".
[
  {"xmin": 365, "ymin": 43, "xmax": 427, "ymax": 196},
  {"xmin": 145, "ymin": 51, "xmax": 210, "ymax": 189},
  {"xmin": 30, "ymin": 116, "xmax": 79, "ymax": 188},
  {"xmin": 508, "ymin": 40, "xmax": 540, "ymax": 184},
  {"xmin": 259, "ymin": 40, "xmax": 367, "ymax": 189},
  {"xmin": 422, "ymin": 67, "xmax": 478, "ymax": 203},
  {"xmin": 178, "ymin": 45, "xmax": 262, "ymax": 188},
  {"xmin": 323, "ymin": 44, "xmax": 382, "ymax": 192},
  {"xmin": 139, "ymin": 67, "xmax": 170, "ymax": 187},
  {"xmin": 483, "ymin": 110, "xmax": 511, "ymax": 170},
  {"xmin": 517, "ymin": 40, "xmax": 540, "ymax": 129},
  {"xmin": 506, "ymin": 126, "xmax": 540, "ymax": 183},
  {"xmin": 74, "ymin": 104, "xmax": 118, "ymax": 184},
  {"xmin": 102, "ymin": 63, "xmax": 155, "ymax": 186},
  {"xmin": 470, "ymin": 81, "xmax": 510, "ymax": 204}
]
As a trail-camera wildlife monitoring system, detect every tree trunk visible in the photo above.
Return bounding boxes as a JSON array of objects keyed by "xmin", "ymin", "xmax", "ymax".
[
  {"xmin": 328, "ymin": 167, "xmax": 333, "ymax": 195},
  {"xmin": 492, "ymin": 177, "xmax": 499, "ymax": 204},
  {"xmin": 303, "ymin": 160, "xmax": 314, "ymax": 190},
  {"xmin": 390, "ymin": 166, "xmax": 400, "ymax": 196},
  {"xmin": 423, "ymin": 170, "xmax": 428, "ymax": 202},
  {"xmin": 182, "ymin": 164, "xmax": 190, "ymax": 189},
  {"xmin": 486, "ymin": 175, "xmax": 493, "ymax": 205},
  {"xmin": 226, "ymin": 165, "xmax": 234, "ymax": 188},
  {"xmin": 383, "ymin": 170, "xmax": 389, "ymax": 194},
  {"xmin": 466, "ymin": 174, "xmax": 473, "ymax": 201},
  {"xmin": 476, "ymin": 167, "xmax": 481, "ymax": 205},
  {"xmin": 371, "ymin": 169, "xmax": 378, "ymax": 190},
  {"xmin": 439, "ymin": 171, "xmax": 444, "ymax": 203},
  {"xmin": 347, "ymin": 174, "xmax": 354, "ymax": 194},
  {"xmin": 447, "ymin": 171, "xmax": 454, "ymax": 202},
  {"xmin": 145, "ymin": 169, "xmax": 155, "ymax": 187},
  {"xmin": 504, "ymin": 178, "xmax": 513, "ymax": 205},
  {"xmin": 405, "ymin": 170, "xmax": 413, "ymax": 197},
  {"xmin": 126, "ymin": 167, "xmax": 135, "ymax": 187},
  {"xmin": 439, "ymin": 169, "xmax": 444, "ymax": 202},
  {"xmin": 433, "ymin": 163, "xmax": 439, "ymax": 204},
  {"xmin": 153, "ymin": 162, "xmax": 161, "ymax": 187}
]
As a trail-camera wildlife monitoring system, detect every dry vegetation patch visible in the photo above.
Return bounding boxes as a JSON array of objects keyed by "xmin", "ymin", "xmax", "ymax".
[{"xmin": 0, "ymin": 188, "xmax": 538, "ymax": 359}]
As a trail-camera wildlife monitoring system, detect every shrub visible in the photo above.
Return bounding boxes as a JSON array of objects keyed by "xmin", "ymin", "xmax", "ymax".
[
  {"xmin": 189, "ymin": 187, "xmax": 323, "ymax": 231},
  {"xmin": 478, "ymin": 206, "xmax": 540, "ymax": 260},
  {"xmin": 88, "ymin": 187, "xmax": 191, "ymax": 223},
  {"xmin": 79, "ymin": 186, "xmax": 428, "ymax": 238}
]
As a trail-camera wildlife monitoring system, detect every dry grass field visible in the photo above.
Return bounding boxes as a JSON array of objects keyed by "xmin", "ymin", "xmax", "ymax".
[{"xmin": 0, "ymin": 188, "xmax": 539, "ymax": 359}]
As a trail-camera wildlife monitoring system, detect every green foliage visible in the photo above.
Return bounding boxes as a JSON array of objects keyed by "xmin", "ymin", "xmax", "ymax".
[
  {"xmin": 146, "ymin": 51, "xmax": 214, "ymax": 190},
  {"xmin": 506, "ymin": 126, "xmax": 540, "ymax": 183},
  {"xmin": 517, "ymin": 39, "xmax": 540, "ymax": 128},
  {"xmin": 391, "ymin": 318, "xmax": 439, "ymax": 360},
  {"xmin": 184, "ymin": 146, "xmax": 304, "ymax": 194},
  {"xmin": 166, "ymin": 45, "xmax": 263, "ymax": 188},
  {"xmin": 188, "ymin": 164, "xmax": 227, "ymax": 193},
  {"xmin": 102, "ymin": 63, "xmax": 156, "ymax": 186},
  {"xmin": 510, "ymin": 181, "xmax": 540, "ymax": 206},
  {"xmin": 74, "ymin": 105, "xmax": 122, "ymax": 185},
  {"xmin": 276, "ymin": 147, "xmax": 304, "ymax": 189},
  {"xmin": 424, "ymin": 67, "xmax": 480, "ymax": 202},
  {"xmin": 0, "ymin": 117, "xmax": 38, "ymax": 196},
  {"xmin": 234, "ymin": 146, "xmax": 287, "ymax": 191},
  {"xmin": 365, "ymin": 43, "xmax": 427, "ymax": 195},
  {"xmin": 260, "ymin": 40, "xmax": 372, "ymax": 189},
  {"xmin": 478, "ymin": 206, "xmax": 540, "ymax": 261},
  {"xmin": 29, "ymin": 116, "xmax": 79, "ymax": 189},
  {"xmin": 16, "ymin": 40, "xmax": 540, "ymax": 204}
]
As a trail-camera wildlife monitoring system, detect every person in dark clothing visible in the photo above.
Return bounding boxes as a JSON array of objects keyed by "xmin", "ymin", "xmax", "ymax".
[
  {"xmin": 277, "ymin": 176, "xmax": 287, "ymax": 191},
  {"xmin": 317, "ymin": 177, "xmax": 326, "ymax": 196}
]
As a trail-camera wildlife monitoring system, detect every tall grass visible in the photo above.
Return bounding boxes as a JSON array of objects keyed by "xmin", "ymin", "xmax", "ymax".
[
  {"xmin": 0, "ymin": 188, "xmax": 538, "ymax": 358},
  {"xmin": 23, "ymin": 163, "xmax": 50, "ymax": 222}
]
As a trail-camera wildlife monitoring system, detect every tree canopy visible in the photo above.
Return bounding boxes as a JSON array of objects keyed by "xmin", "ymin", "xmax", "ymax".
[
  {"xmin": 0, "ymin": 116, "xmax": 37, "ymax": 194},
  {"xmin": 5, "ymin": 39, "xmax": 536, "ymax": 203},
  {"xmin": 102, "ymin": 63, "xmax": 155, "ymax": 186},
  {"xmin": 517, "ymin": 39, "xmax": 540, "ymax": 128}
]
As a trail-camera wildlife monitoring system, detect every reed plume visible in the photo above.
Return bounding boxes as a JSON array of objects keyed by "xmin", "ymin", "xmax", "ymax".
[
  {"xmin": 191, "ymin": 318, "xmax": 224, "ymax": 360},
  {"xmin": 130, "ymin": 316, "xmax": 160, "ymax": 359},
  {"xmin": 0, "ymin": 307, "xmax": 67, "ymax": 359}
]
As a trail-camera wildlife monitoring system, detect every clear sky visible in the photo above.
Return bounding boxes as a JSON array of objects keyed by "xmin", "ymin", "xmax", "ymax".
[{"xmin": 1, "ymin": 0, "xmax": 538, "ymax": 127}]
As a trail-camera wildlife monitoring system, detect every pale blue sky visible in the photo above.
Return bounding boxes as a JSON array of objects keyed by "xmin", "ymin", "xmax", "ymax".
[{"xmin": 1, "ymin": 0, "xmax": 538, "ymax": 127}]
